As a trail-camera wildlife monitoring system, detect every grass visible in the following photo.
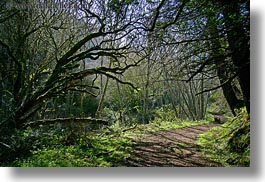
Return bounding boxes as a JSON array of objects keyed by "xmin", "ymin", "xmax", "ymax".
[
  {"xmin": 13, "ymin": 135, "xmax": 133, "ymax": 167},
  {"xmin": 198, "ymin": 108, "xmax": 250, "ymax": 166},
  {"xmin": 12, "ymin": 117, "xmax": 212, "ymax": 167},
  {"xmin": 123, "ymin": 118, "xmax": 211, "ymax": 140}
]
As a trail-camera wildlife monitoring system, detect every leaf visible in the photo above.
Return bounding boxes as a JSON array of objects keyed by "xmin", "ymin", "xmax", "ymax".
[{"xmin": 133, "ymin": 88, "xmax": 140, "ymax": 94}]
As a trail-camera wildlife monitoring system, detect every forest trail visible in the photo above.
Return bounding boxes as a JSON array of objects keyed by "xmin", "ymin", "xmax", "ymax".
[{"xmin": 123, "ymin": 123, "xmax": 222, "ymax": 167}]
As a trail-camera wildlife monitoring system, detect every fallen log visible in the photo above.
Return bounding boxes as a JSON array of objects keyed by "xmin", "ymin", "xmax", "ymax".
[{"xmin": 24, "ymin": 117, "xmax": 109, "ymax": 128}]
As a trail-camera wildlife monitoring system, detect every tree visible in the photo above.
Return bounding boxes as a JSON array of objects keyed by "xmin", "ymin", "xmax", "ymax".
[
  {"xmin": 206, "ymin": 10, "xmax": 244, "ymax": 116},
  {"xmin": 216, "ymin": 0, "xmax": 250, "ymax": 113},
  {"xmin": 0, "ymin": 0, "xmax": 250, "ymax": 164},
  {"xmin": 0, "ymin": 0, "xmax": 150, "ymax": 130},
  {"xmin": 152, "ymin": 0, "xmax": 250, "ymax": 115}
]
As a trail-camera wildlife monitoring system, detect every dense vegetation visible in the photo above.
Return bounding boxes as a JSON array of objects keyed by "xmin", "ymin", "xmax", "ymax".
[
  {"xmin": 198, "ymin": 108, "xmax": 250, "ymax": 166},
  {"xmin": 11, "ymin": 117, "xmax": 211, "ymax": 167},
  {"xmin": 0, "ymin": 0, "xmax": 249, "ymax": 167}
]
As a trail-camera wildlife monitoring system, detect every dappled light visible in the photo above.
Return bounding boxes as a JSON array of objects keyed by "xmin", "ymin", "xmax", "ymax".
[
  {"xmin": 0, "ymin": 0, "xmax": 249, "ymax": 167},
  {"xmin": 124, "ymin": 124, "xmax": 222, "ymax": 167}
]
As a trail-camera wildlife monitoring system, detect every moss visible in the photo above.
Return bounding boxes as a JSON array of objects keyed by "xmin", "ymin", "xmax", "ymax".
[{"xmin": 198, "ymin": 108, "xmax": 250, "ymax": 166}]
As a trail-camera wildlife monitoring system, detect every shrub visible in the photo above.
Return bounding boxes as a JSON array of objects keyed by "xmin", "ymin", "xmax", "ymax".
[{"xmin": 12, "ymin": 132, "xmax": 132, "ymax": 167}]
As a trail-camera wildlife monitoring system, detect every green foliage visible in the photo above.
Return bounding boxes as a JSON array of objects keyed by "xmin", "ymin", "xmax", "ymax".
[
  {"xmin": 8, "ymin": 112, "xmax": 213, "ymax": 167},
  {"xmin": 126, "ymin": 105, "xmax": 207, "ymax": 132},
  {"xmin": 198, "ymin": 108, "xmax": 250, "ymax": 166},
  {"xmin": 149, "ymin": 119, "xmax": 210, "ymax": 131},
  {"xmin": 51, "ymin": 90, "xmax": 99, "ymax": 118},
  {"xmin": 206, "ymin": 89, "xmax": 233, "ymax": 116},
  {"xmin": 0, "ymin": 129, "xmax": 28, "ymax": 165},
  {"xmin": 107, "ymin": 0, "xmax": 138, "ymax": 14},
  {"xmin": 104, "ymin": 85, "xmax": 155, "ymax": 124},
  {"xmin": 0, "ymin": 0, "xmax": 250, "ymax": 167},
  {"xmin": 12, "ymin": 131, "xmax": 132, "ymax": 167},
  {"xmin": 14, "ymin": 146, "xmax": 93, "ymax": 167},
  {"xmin": 123, "ymin": 116, "xmax": 211, "ymax": 140},
  {"xmin": 153, "ymin": 104, "xmax": 178, "ymax": 122},
  {"xmin": 142, "ymin": 105, "xmax": 211, "ymax": 131}
]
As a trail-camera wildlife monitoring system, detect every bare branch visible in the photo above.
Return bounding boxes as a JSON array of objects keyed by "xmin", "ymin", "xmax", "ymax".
[
  {"xmin": 195, "ymin": 72, "xmax": 239, "ymax": 95},
  {"xmin": 0, "ymin": 10, "xmax": 19, "ymax": 23},
  {"xmin": 186, "ymin": 53, "xmax": 233, "ymax": 82},
  {"xmin": 161, "ymin": 1, "xmax": 186, "ymax": 30},
  {"xmin": 148, "ymin": 0, "xmax": 167, "ymax": 31}
]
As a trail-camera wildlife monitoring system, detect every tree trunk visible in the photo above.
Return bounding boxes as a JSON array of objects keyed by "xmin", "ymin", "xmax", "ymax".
[
  {"xmin": 207, "ymin": 15, "xmax": 245, "ymax": 116},
  {"xmin": 220, "ymin": 0, "xmax": 250, "ymax": 114}
]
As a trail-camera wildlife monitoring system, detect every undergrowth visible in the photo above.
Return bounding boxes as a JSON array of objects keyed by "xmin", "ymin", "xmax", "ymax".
[
  {"xmin": 12, "ymin": 131, "xmax": 132, "ymax": 167},
  {"xmin": 198, "ymin": 108, "xmax": 250, "ymax": 166},
  {"xmin": 10, "ymin": 117, "xmax": 211, "ymax": 167}
]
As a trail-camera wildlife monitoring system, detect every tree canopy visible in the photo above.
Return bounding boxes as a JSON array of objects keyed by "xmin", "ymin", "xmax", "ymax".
[{"xmin": 0, "ymin": 0, "xmax": 249, "ymax": 166}]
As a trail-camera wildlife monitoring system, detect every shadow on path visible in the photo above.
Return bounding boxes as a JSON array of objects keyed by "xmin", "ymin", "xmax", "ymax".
[{"xmin": 123, "ymin": 123, "xmax": 222, "ymax": 167}]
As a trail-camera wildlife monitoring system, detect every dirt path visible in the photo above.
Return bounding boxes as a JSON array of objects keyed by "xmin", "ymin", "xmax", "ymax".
[{"xmin": 123, "ymin": 123, "xmax": 222, "ymax": 167}]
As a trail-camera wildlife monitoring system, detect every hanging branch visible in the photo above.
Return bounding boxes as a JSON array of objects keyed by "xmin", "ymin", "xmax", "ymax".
[{"xmin": 186, "ymin": 53, "xmax": 233, "ymax": 82}]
